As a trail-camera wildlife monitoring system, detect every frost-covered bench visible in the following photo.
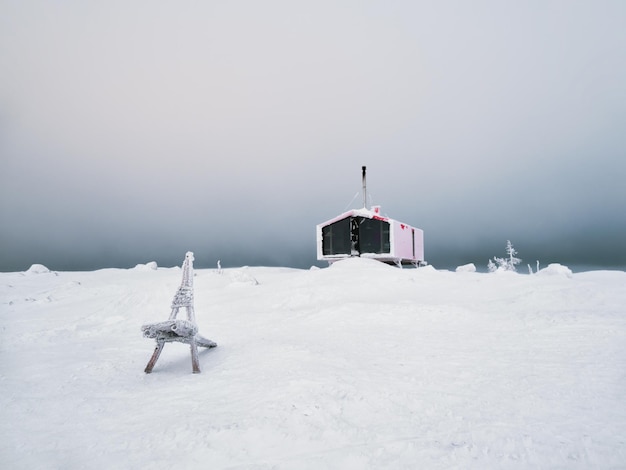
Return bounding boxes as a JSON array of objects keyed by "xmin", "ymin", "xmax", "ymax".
[{"xmin": 141, "ymin": 252, "xmax": 216, "ymax": 373}]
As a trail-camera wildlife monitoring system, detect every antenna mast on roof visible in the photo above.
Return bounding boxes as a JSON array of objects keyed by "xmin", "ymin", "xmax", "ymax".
[{"xmin": 362, "ymin": 166, "xmax": 367, "ymax": 208}]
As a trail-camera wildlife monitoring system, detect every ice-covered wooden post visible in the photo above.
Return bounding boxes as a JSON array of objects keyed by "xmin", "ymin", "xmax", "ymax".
[{"xmin": 141, "ymin": 252, "xmax": 217, "ymax": 373}]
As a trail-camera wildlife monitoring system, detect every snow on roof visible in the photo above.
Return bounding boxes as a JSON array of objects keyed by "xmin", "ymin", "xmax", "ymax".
[{"xmin": 317, "ymin": 206, "xmax": 393, "ymax": 227}]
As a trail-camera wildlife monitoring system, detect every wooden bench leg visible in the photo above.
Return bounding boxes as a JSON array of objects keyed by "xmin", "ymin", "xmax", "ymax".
[
  {"xmin": 145, "ymin": 341, "xmax": 165, "ymax": 373},
  {"xmin": 190, "ymin": 338, "xmax": 201, "ymax": 374}
]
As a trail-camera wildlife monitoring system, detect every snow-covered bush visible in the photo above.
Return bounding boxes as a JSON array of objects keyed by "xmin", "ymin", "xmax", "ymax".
[
  {"xmin": 527, "ymin": 260, "xmax": 541, "ymax": 274},
  {"xmin": 488, "ymin": 240, "xmax": 521, "ymax": 273}
]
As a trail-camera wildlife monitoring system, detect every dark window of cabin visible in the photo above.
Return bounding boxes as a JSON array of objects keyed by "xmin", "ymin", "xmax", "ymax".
[
  {"xmin": 322, "ymin": 217, "xmax": 351, "ymax": 255},
  {"xmin": 359, "ymin": 218, "xmax": 390, "ymax": 254}
]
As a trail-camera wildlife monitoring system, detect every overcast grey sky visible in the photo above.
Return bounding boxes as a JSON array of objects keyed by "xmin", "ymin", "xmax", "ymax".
[{"xmin": 1, "ymin": 1, "xmax": 625, "ymax": 271}]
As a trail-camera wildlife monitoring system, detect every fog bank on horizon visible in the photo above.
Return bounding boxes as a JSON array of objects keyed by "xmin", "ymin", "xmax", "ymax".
[{"xmin": 1, "ymin": 1, "xmax": 625, "ymax": 273}]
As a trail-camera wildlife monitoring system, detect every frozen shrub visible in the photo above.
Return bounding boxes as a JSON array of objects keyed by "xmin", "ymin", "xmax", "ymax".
[{"xmin": 488, "ymin": 240, "xmax": 521, "ymax": 272}]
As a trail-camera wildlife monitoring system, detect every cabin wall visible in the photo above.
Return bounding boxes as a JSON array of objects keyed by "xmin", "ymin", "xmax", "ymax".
[
  {"xmin": 413, "ymin": 228, "xmax": 424, "ymax": 261},
  {"xmin": 390, "ymin": 223, "xmax": 424, "ymax": 262},
  {"xmin": 315, "ymin": 225, "xmax": 325, "ymax": 260},
  {"xmin": 390, "ymin": 221, "xmax": 414, "ymax": 260}
]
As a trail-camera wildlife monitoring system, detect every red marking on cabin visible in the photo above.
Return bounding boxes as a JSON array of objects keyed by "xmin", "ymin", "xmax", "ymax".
[
  {"xmin": 373, "ymin": 215, "xmax": 388, "ymax": 221},
  {"xmin": 400, "ymin": 224, "xmax": 406, "ymax": 229}
]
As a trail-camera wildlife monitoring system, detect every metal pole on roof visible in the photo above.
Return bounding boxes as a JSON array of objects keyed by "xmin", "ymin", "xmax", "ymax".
[{"xmin": 362, "ymin": 166, "xmax": 367, "ymax": 208}]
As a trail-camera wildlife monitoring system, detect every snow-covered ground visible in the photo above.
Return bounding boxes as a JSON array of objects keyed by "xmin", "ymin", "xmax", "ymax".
[{"xmin": 1, "ymin": 258, "xmax": 625, "ymax": 469}]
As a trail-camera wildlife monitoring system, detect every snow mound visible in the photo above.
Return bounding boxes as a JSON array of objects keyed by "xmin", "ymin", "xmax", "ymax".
[
  {"xmin": 329, "ymin": 257, "xmax": 395, "ymax": 270},
  {"xmin": 229, "ymin": 267, "xmax": 259, "ymax": 285},
  {"xmin": 491, "ymin": 266, "xmax": 520, "ymax": 275},
  {"xmin": 456, "ymin": 263, "xmax": 476, "ymax": 273},
  {"xmin": 25, "ymin": 264, "xmax": 51, "ymax": 274},
  {"xmin": 537, "ymin": 263, "xmax": 573, "ymax": 278},
  {"xmin": 133, "ymin": 261, "xmax": 158, "ymax": 271},
  {"xmin": 416, "ymin": 264, "xmax": 437, "ymax": 273},
  {"xmin": 2, "ymin": 264, "xmax": 625, "ymax": 468}
]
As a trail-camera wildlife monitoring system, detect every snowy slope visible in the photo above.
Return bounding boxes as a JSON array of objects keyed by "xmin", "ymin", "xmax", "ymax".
[{"xmin": 1, "ymin": 258, "xmax": 625, "ymax": 469}]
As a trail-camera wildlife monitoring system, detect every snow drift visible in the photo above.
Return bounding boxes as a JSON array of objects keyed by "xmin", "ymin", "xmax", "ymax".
[{"xmin": 1, "ymin": 259, "xmax": 625, "ymax": 468}]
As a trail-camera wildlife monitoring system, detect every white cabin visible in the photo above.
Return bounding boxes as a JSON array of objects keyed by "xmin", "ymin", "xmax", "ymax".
[{"xmin": 316, "ymin": 205, "xmax": 425, "ymax": 267}]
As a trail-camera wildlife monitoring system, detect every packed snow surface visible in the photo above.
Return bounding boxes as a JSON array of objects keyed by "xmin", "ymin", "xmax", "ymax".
[{"xmin": 1, "ymin": 258, "xmax": 625, "ymax": 469}]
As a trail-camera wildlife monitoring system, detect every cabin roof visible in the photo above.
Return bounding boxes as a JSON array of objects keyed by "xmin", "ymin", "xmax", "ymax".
[{"xmin": 317, "ymin": 207, "xmax": 403, "ymax": 228}]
